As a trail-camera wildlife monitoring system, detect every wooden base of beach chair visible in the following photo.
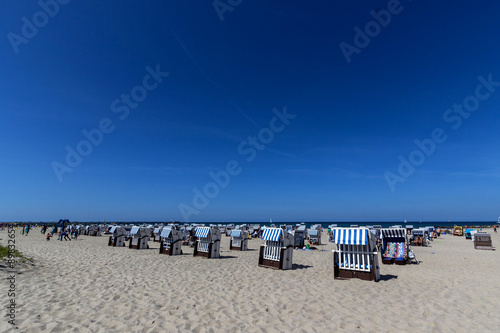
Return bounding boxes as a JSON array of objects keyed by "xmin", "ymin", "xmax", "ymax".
[
  {"xmin": 258, "ymin": 245, "xmax": 289, "ymax": 270},
  {"xmin": 394, "ymin": 258, "xmax": 409, "ymax": 265},
  {"xmin": 229, "ymin": 239, "xmax": 247, "ymax": 251},
  {"xmin": 382, "ymin": 257, "xmax": 394, "ymax": 265},
  {"xmin": 333, "ymin": 252, "xmax": 379, "ymax": 281},
  {"xmin": 193, "ymin": 240, "xmax": 220, "ymax": 258},
  {"xmin": 335, "ymin": 269, "xmax": 377, "ymax": 281},
  {"xmin": 129, "ymin": 238, "xmax": 149, "ymax": 250},
  {"xmin": 159, "ymin": 240, "xmax": 182, "ymax": 255}
]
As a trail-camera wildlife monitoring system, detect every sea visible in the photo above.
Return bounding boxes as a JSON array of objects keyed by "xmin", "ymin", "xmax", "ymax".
[{"xmin": 15, "ymin": 221, "xmax": 498, "ymax": 228}]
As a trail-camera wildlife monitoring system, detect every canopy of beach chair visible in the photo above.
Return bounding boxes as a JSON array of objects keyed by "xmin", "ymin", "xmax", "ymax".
[
  {"xmin": 334, "ymin": 228, "xmax": 369, "ymax": 245},
  {"xmin": 195, "ymin": 226, "xmax": 211, "ymax": 238},
  {"xmin": 160, "ymin": 228, "xmax": 172, "ymax": 238},
  {"xmin": 261, "ymin": 228, "xmax": 282, "ymax": 241}
]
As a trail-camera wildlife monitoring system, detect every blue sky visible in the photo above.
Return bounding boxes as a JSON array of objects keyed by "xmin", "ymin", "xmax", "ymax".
[{"xmin": 1, "ymin": 0, "xmax": 499, "ymax": 222}]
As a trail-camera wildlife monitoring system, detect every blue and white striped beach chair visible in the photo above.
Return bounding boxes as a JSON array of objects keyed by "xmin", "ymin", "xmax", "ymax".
[
  {"xmin": 333, "ymin": 227, "xmax": 380, "ymax": 282},
  {"xmin": 258, "ymin": 227, "xmax": 294, "ymax": 270},
  {"xmin": 193, "ymin": 227, "xmax": 221, "ymax": 258}
]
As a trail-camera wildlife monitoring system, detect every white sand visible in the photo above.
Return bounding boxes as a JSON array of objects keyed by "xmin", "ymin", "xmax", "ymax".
[{"xmin": 1, "ymin": 227, "xmax": 500, "ymax": 332}]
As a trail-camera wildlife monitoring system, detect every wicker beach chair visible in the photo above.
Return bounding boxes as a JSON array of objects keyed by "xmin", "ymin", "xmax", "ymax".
[
  {"xmin": 308, "ymin": 229, "xmax": 321, "ymax": 245},
  {"xmin": 293, "ymin": 225, "xmax": 307, "ymax": 248},
  {"xmin": 453, "ymin": 226, "xmax": 464, "ymax": 236},
  {"xmin": 474, "ymin": 232, "xmax": 493, "ymax": 250},
  {"xmin": 380, "ymin": 228, "xmax": 409, "ymax": 265},
  {"xmin": 332, "ymin": 227, "xmax": 380, "ymax": 282},
  {"xmin": 107, "ymin": 226, "xmax": 126, "ymax": 247},
  {"xmin": 229, "ymin": 229, "xmax": 248, "ymax": 251},
  {"xmin": 128, "ymin": 226, "xmax": 150, "ymax": 249},
  {"xmin": 152, "ymin": 227, "xmax": 163, "ymax": 242},
  {"xmin": 258, "ymin": 227, "xmax": 294, "ymax": 270},
  {"xmin": 159, "ymin": 227, "xmax": 182, "ymax": 255},
  {"xmin": 193, "ymin": 227, "xmax": 221, "ymax": 258}
]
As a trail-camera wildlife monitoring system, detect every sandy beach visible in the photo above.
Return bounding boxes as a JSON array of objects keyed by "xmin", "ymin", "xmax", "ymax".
[{"xmin": 1, "ymin": 227, "xmax": 500, "ymax": 332}]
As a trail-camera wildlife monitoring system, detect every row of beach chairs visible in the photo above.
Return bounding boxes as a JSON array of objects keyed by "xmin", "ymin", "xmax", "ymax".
[{"xmin": 104, "ymin": 225, "xmax": 494, "ymax": 283}]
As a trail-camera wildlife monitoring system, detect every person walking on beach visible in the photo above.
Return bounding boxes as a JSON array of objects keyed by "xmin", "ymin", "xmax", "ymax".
[
  {"xmin": 63, "ymin": 231, "xmax": 71, "ymax": 241},
  {"xmin": 494, "ymin": 225, "xmax": 497, "ymax": 233}
]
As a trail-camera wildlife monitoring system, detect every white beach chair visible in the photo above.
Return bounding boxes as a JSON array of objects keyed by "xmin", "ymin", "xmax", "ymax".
[
  {"xmin": 258, "ymin": 227, "xmax": 294, "ymax": 270},
  {"xmin": 107, "ymin": 226, "xmax": 126, "ymax": 247},
  {"xmin": 193, "ymin": 227, "xmax": 221, "ymax": 258},
  {"xmin": 229, "ymin": 229, "xmax": 248, "ymax": 251},
  {"xmin": 128, "ymin": 226, "xmax": 150, "ymax": 249},
  {"xmin": 333, "ymin": 227, "xmax": 380, "ymax": 282},
  {"xmin": 159, "ymin": 227, "xmax": 183, "ymax": 255}
]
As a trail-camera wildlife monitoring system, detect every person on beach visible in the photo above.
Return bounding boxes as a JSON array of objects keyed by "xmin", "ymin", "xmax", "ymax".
[
  {"xmin": 494, "ymin": 225, "xmax": 497, "ymax": 233},
  {"xmin": 25, "ymin": 225, "xmax": 31, "ymax": 235},
  {"xmin": 46, "ymin": 233, "xmax": 51, "ymax": 241}
]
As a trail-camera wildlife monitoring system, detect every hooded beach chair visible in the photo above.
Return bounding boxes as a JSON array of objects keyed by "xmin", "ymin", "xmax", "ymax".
[
  {"xmin": 107, "ymin": 226, "xmax": 126, "ymax": 247},
  {"xmin": 380, "ymin": 228, "xmax": 409, "ymax": 265},
  {"xmin": 308, "ymin": 229, "xmax": 321, "ymax": 245},
  {"xmin": 405, "ymin": 225, "xmax": 414, "ymax": 235},
  {"xmin": 453, "ymin": 226, "xmax": 464, "ymax": 236},
  {"xmin": 474, "ymin": 232, "xmax": 493, "ymax": 250},
  {"xmin": 159, "ymin": 227, "xmax": 182, "ymax": 255},
  {"xmin": 230, "ymin": 229, "xmax": 248, "ymax": 251},
  {"xmin": 193, "ymin": 227, "xmax": 221, "ymax": 258},
  {"xmin": 128, "ymin": 226, "xmax": 150, "ymax": 249},
  {"xmin": 332, "ymin": 227, "xmax": 380, "ymax": 282},
  {"xmin": 258, "ymin": 227, "xmax": 294, "ymax": 270},
  {"xmin": 152, "ymin": 227, "xmax": 163, "ymax": 242},
  {"xmin": 465, "ymin": 228, "xmax": 474, "ymax": 240},
  {"xmin": 411, "ymin": 228, "xmax": 429, "ymax": 246},
  {"xmin": 293, "ymin": 225, "xmax": 307, "ymax": 248}
]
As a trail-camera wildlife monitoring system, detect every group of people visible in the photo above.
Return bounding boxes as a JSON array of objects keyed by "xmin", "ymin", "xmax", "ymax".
[{"xmin": 41, "ymin": 225, "xmax": 79, "ymax": 241}]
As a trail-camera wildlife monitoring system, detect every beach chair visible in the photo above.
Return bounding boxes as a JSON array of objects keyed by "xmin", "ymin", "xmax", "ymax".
[
  {"xmin": 293, "ymin": 225, "xmax": 307, "ymax": 248},
  {"xmin": 333, "ymin": 227, "xmax": 380, "ymax": 282},
  {"xmin": 152, "ymin": 227, "xmax": 163, "ymax": 242},
  {"xmin": 128, "ymin": 226, "xmax": 150, "ymax": 249},
  {"xmin": 405, "ymin": 225, "xmax": 414, "ymax": 235},
  {"xmin": 107, "ymin": 226, "xmax": 126, "ymax": 247},
  {"xmin": 308, "ymin": 229, "xmax": 321, "ymax": 245},
  {"xmin": 411, "ymin": 229, "xmax": 429, "ymax": 246},
  {"xmin": 229, "ymin": 229, "xmax": 248, "ymax": 251},
  {"xmin": 465, "ymin": 228, "xmax": 474, "ymax": 240},
  {"xmin": 474, "ymin": 232, "xmax": 493, "ymax": 250},
  {"xmin": 258, "ymin": 227, "xmax": 294, "ymax": 270},
  {"xmin": 193, "ymin": 227, "xmax": 221, "ymax": 258},
  {"xmin": 453, "ymin": 226, "xmax": 464, "ymax": 236},
  {"xmin": 159, "ymin": 227, "xmax": 182, "ymax": 255},
  {"xmin": 380, "ymin": 228, "xmax": 409, "ymax": 265}
]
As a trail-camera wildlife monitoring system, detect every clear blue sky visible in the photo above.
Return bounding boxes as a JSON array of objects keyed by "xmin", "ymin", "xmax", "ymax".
[{"xmin": 1, "ymin": 0, "xmax": 499, "ymax": 222}]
